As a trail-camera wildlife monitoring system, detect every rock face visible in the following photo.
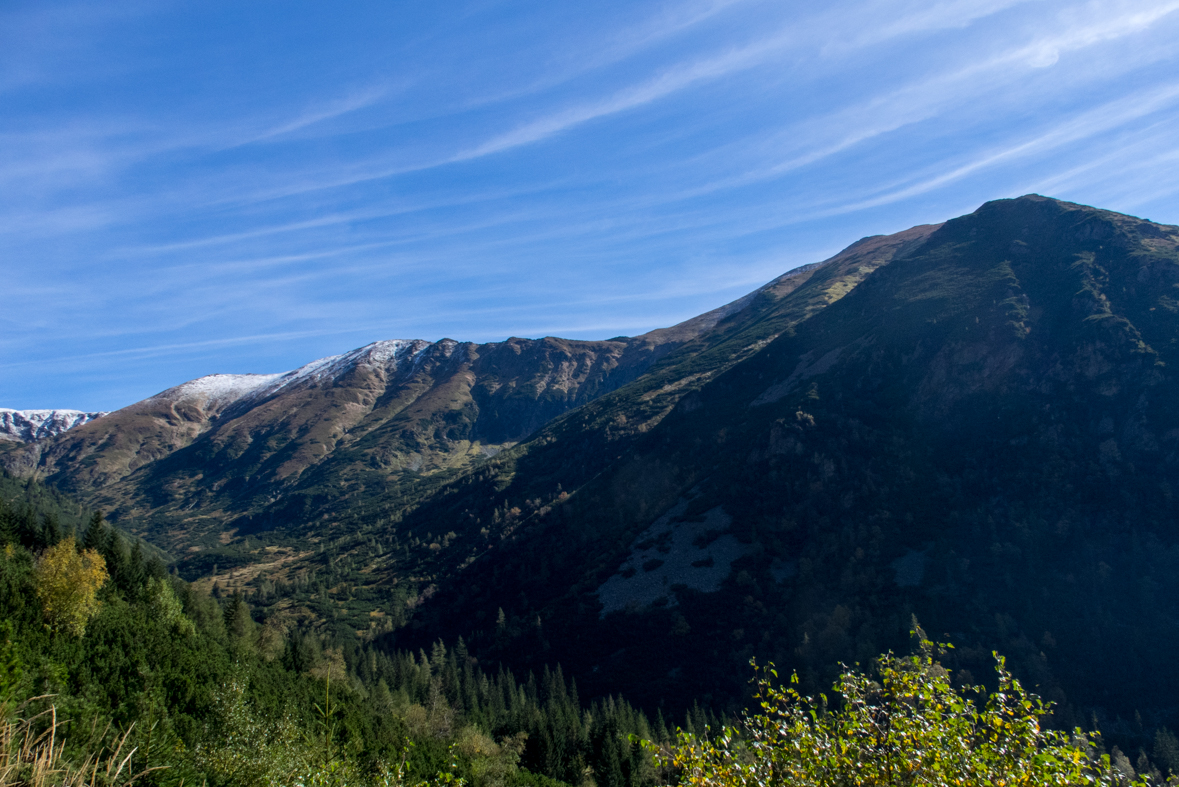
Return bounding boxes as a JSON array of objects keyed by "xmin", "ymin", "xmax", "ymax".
[{"xmin": 0, "ymin": 409, "xmax": 106, "ymax": 443}]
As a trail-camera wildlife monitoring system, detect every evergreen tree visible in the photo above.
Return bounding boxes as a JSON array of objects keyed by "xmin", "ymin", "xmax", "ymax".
[
  {"xmin": 41, "ymin": 512, "xmax": 61, "ymax": 546},
  {"xmin": 0, "ymin": 498, "xmax": 15, "ymax": 546},
  {"xmin": 124, "ymin": 538, "xmax": 147, "ymax": 593},
  {"xmin": 82, "ymin": 511, "xmax": 106, "ymax": 552},
  {"xmin": 102, "ymin": 524, "xmax": 127, "ymax": 583},
  {"xmin": 1156, "ymin": 729, "xmax": 1179, "ymax": 777},
  {"xmin": 224, "ymin": 590, "xmax": 257, "ymax": 653}
]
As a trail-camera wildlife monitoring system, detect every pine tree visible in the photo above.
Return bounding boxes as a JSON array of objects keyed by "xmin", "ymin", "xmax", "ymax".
[
  {"xmin": 124, "ymin": 538, "xmax": 147, "ymax": 592},
  {"xmin": 223, "ymin": 591, "xmax": 257, "ymax": 652},
  {"xmin": 41, "ymin": 512, "xmax": 61, "ymax": 546},
  {"xmin": 82, "ymin": 511, "xmax": 106, "ymax": 552},
  {"xmin": 1156, "ymin": 728, "xmax": 1179, "ymax": 776},
  {"xmin": 0, "ymin": 498, "xmax": 15, "ymax": 546}
]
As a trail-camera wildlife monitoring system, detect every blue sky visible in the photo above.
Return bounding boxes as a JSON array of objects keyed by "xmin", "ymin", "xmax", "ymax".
[{"xmin": 3, "ymin": 0, "xmax": 1179, "ymax": 411}]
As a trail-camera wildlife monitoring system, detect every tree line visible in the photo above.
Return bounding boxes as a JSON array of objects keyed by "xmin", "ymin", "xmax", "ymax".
[{"xmin": 0, "ymin": 471, "xmax": 670, "ymax": 786}]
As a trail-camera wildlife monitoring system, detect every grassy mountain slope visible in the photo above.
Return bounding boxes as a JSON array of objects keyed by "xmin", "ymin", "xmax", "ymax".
[
  {"xmin": 16, "ymin": 193, "xmax": 1179, "ymax": 743},
  {"xmin": 5, "ymin": 336, "xmax": 689, "ymax": 548},
  {"xmin": 317, "ymin": 221, "xmax": 941, "ymax": 537},
  {"xmin": 190, "ymin": 221, "xmax": 941, "ymax": 628}
]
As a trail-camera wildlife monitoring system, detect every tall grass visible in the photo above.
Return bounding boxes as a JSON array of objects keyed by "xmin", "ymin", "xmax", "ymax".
[{"xmin": 0, "ymin": 698, "xmax": 161, "ymax": 787}]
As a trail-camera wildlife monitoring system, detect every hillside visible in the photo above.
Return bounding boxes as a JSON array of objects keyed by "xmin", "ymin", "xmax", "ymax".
[
  {"xmin": 4, "ymin": 336, "xmax": 677, "ymax": 548},
  {"xmin": 0, "ymin": 470, "xmax": 675, "ymax": 787},
  {"xmin": 6, "ymin": 473, "xmax": 1147, "ymax": 787},
  {"xmin": 3, "ymin": 224, "xmax": 932, "ymax": 557},
  {"xmin": 384, "ymin": 196, "xmax": 1179, "ymax": 732}
]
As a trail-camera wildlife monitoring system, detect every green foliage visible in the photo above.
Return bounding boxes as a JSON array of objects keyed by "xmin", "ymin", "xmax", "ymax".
[
  {"xmin": 1, "ymin": 470, "xmax": 87, "ymax": 552},
  {"xmin": 1154, "ymin": 728, "xmax": 1179, "ymax": 777},
  {"xmin": 146, "ymin": 576, "xmax": 195, "ymax": 636},
  {"xmin": 224, "ymin": 590, "xmax": 258, "ymax": 653},
  {"xmin": 654, "ymin": 636, "xmax": 1140, "ymax": 787},
  {"xmin": 190, "ymin": 674, "xmax": 317, "ymax": 787},
  {"xmin": 0, "ymin": 621, "xmax": 20, "ymax": 705},
  {"xmin": 34, "ymin": 536, "xmax": 108, "ymax": 637},
  {"xmin": 0, "ymin": 476, "xmax": 664, "ymax": 786}
]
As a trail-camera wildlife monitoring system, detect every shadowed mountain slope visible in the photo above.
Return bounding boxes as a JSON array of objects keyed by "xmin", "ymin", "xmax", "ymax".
[
  {"xmin": 15, "ymin": 194, "xmax": 1178, "ymax": 737},
  {"xmin": 218, "ymin": 221, "xmax": 941, "ymax": 550},
  {"xmin": 388, "ymin": 196, "xmax": 1179, "ymax": 728}
]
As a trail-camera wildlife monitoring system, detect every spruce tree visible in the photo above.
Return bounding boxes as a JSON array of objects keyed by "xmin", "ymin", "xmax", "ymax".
[
  {"xmin": 82, "ymin": 511, "xmax": 106, "ymax": 552},
  {"xmin": 224, "ymin": 591, "xmax": 257, "ymax": 652},
  {"xmin": 41, "ymin": 512, "xmax": 61, "ymax": 546},
  {"xmin": 124, "ymin": 539, "xmax": 147, "ymax": 592}
]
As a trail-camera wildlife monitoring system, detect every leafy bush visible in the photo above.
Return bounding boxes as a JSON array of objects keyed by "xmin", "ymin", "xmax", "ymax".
[{"xmin": 653, "ymin": 634, "xmax": 1139, "ymax": 786}]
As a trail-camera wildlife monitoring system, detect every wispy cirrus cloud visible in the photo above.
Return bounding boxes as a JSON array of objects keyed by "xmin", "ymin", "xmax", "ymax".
[
  {"xmin": 452, "ymin": 34, "xmax": 798, "ymax": 160},
  {"xmin": 448, "ymin": 0, "xmax": 1043, "ymax": 163},
  {"xmin": 234, "ymin": 85, "xmax": 396, "ymax": 145},
  {"xmin": 654, "ymin": 0, "xmax": 1179, "ymax": 203},
  {"xmin": 786, "ymin": 78, "xmax": 1179, "ymax": 220},
  {"xmin": 6, "ymin": 0, "xmax": 1179, "ymax": 410}
]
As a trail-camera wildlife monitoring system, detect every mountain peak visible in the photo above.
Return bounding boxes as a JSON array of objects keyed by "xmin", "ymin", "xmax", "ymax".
[{"xmin": 980, "ymin": 193, "xmax": 1177, "ymax": 229}]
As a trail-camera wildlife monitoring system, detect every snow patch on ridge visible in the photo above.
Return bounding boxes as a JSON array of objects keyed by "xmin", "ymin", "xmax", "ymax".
[
  {"xmin": 142, "ymin": 340, "xmax": 439, "ymax": 411},
  {"xmin": 149, "ymin": 373, "xmax": 285, "ymax": 408},
  {"xmin": 0, "ymin": 409, "xmax": 107, "ymax": 443},
  {"xmin": 257, "ymin": 339, "xmax": 435, "ymax": 398}
]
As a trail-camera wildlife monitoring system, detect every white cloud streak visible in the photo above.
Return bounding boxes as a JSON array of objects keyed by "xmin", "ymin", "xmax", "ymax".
[{"xmin": 7, "ymin": 0, "xmax": 1179, "ymax": 410}]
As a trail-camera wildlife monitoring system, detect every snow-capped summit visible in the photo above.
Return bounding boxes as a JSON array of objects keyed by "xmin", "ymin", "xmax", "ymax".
[{"xmin": 0, "ymin": 409, "xmax": 107, "ymax": 443}]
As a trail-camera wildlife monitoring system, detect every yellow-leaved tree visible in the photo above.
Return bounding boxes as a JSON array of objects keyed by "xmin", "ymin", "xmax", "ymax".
[{"xmin": 35, "ymin": 537, "xmax": 109, "ymax": 637}]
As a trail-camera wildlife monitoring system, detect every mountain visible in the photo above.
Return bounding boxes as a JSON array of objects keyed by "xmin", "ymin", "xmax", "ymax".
[
  {"xmin": 12, "ymin": 194, "xmax": 1179, "ymax": 738},
  {"xmin": 0, "ymin": 408, "xmax": 106, "ymax": 444},
  {"xmin": 383, "ymin": 195, "xmax": 1179, "ymax": 728},
  {"xmin": 2, "ymin": 332, "xmax": 710, "ymax": 548},
  {"xmin": 3, "ymin": 222, "xmax": 934, "ymax": 551}
]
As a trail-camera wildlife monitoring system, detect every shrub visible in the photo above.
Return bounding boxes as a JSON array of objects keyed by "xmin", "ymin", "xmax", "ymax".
[{"xmin": 653, "ymin": 635, "xmax": 1139, "ymax": 786}]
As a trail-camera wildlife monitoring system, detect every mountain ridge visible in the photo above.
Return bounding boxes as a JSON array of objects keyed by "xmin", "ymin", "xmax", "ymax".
[
  {"xmin": 0, "ymin": 408, "xmax": 107, "ymax": 444},
  {"xmin": 379, "ymin": 195, "xmax": 1179, "ymax": 724},
  {"xmin": 1, "ymin": 222, "xmax": 941, "ymax": 550}
]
